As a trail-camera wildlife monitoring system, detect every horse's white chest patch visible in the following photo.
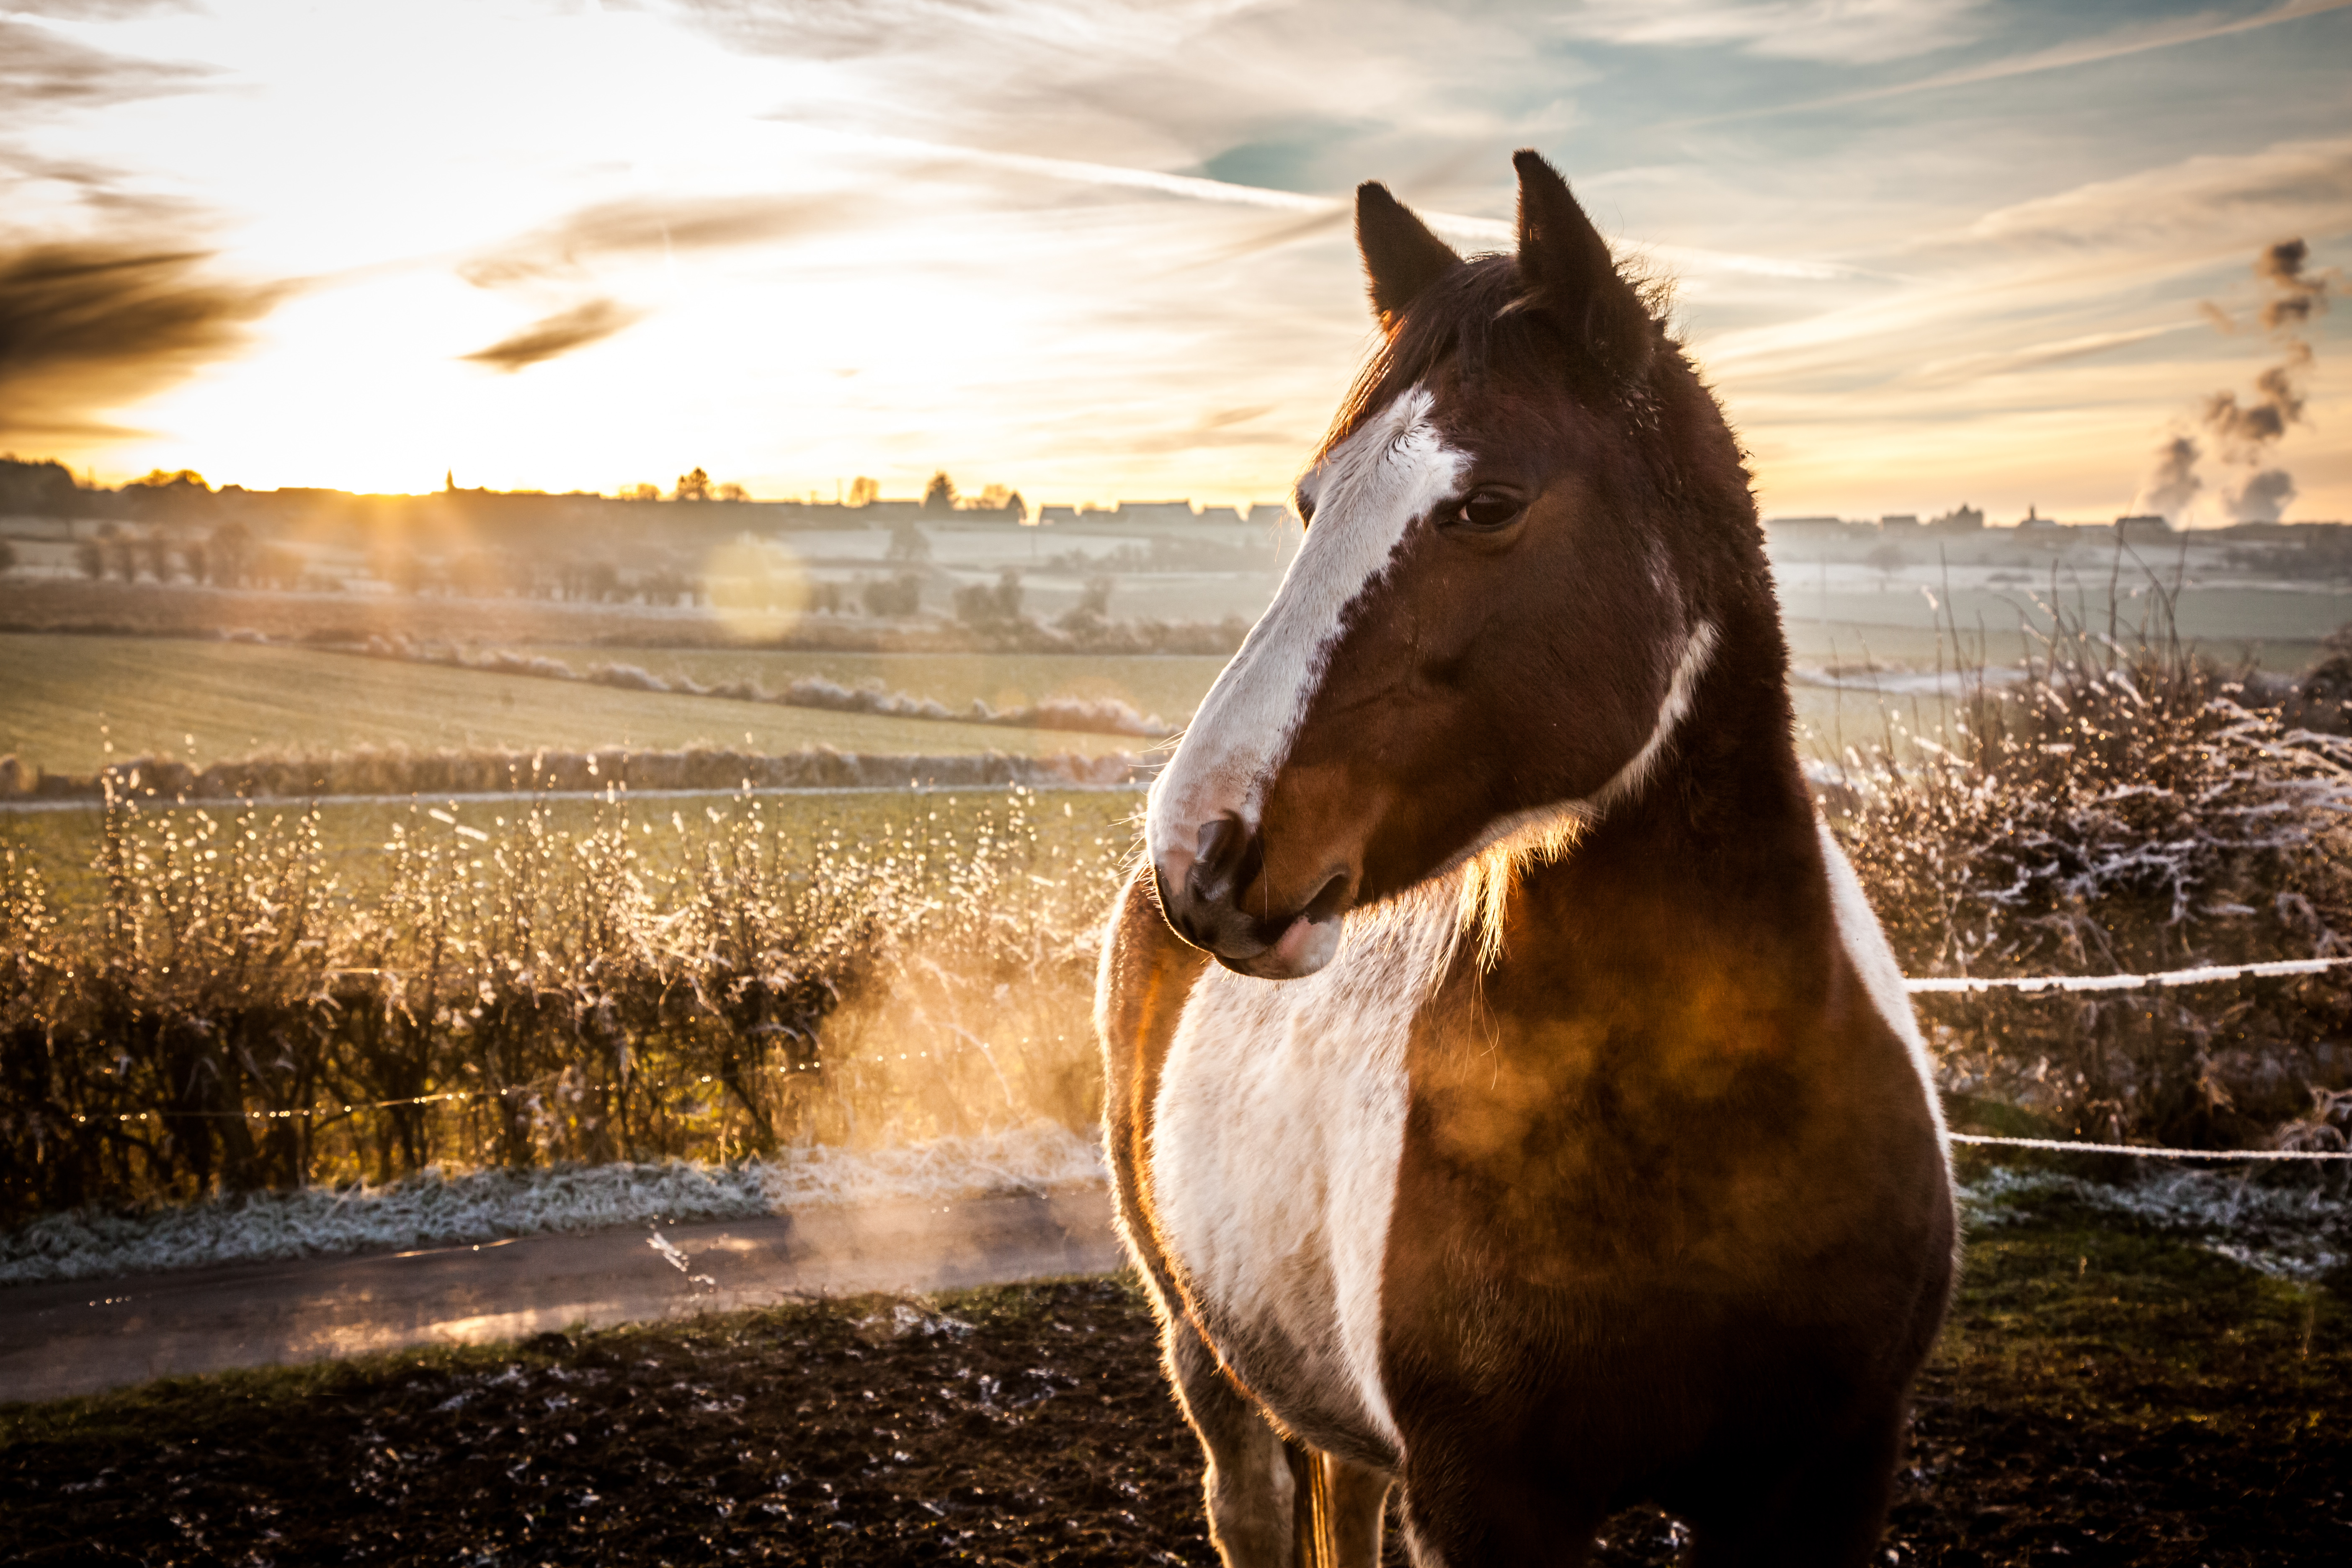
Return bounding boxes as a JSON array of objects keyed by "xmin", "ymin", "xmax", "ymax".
[{"xmin": 1147, "ymin": 880, "xmax": 1460, "ymax": 1455}]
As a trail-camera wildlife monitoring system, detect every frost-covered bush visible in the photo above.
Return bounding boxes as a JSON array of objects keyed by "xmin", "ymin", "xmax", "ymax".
[{"xmin": 1833, "ymin": 605, "xmax": 2352, "ymax": 1150}]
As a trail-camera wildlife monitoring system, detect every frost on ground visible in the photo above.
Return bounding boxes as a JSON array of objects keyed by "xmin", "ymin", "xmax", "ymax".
[
  {"xmin": 1960, "ymin": 1163, "xmax": 2352, "ymax": 1282},
  {"xmin": 10, "ymin": 1133, "xmax": 2344, "ymax": 1292},
  {"xmin": 0, "ymin": 1122, "xmax": 1108, "ymax": 1287}
]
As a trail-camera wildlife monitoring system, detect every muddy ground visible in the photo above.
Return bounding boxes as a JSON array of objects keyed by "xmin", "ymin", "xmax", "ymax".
[{"xmin": 3, "ymin": 1199, "xmax": 2346, "ymax": 1566}]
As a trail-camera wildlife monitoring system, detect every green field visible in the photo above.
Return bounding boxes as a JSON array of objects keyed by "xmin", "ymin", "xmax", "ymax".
[
  {"xmin": 1777, "ymin": 584, "xmax": 2343, "ymax": 673},
  {"xmin": 518, "ymin": 646, "xmax": 1230, "ymax": 726},
  {"xmin": 0, "ymin": 636, "xmax": 1142, "ymax": 777}
]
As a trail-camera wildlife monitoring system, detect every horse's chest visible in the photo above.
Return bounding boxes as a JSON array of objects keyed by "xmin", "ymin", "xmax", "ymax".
[{"xmin": 1145, "ymin": 894, "xmax": 1455, "ymax": 1457}]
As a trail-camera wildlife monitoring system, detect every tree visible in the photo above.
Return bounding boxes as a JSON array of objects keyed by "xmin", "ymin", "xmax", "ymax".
[
  {"xmin": 623, "ymin": 483, "xmax": 661, "ymax": 502},
  {"xmin": 717, "ymin": 482, "xmax": 750, "ymax": 502},
  {"xmin": 675, "ymin": 468, "xmax": 713, "ymax": 502},
  {"xmin": 954, "ymin": 569, "xmax": 1024, "ymax": 629},
  {"xmin": 371, "ymin": 547, "xmax": 424, "ymax": 595},
  {"xmin": 209, "ymin": 522, "xmax": 253, "ymax": 586},
  {"xmin": 73, "ymin": 539, "xmax": 102, "ymax": 579},
  {"xmin": 885, "ymin": 517, "xmax": 931, "ymax": 563},
  {"xmin": 0, "ymin": 457, "xmax": 83, "ymax": 518},
  {"xmin": 922, "ymin": 472, "xmax": 957, "ymax": 513},
  {"xmin": 846, "ymin": 476, "xmax": 880, "ymax": 508},
  {"xmin": 124, "ymin": 469, "xmax": 214, "ymax": 524},
  {"xmin": 254, "ymin": 546, "xmax": 304, "ymax": 590},
  {"xmin": 860, "ymin": 573, "xmax": 921, "ymax": 617}
]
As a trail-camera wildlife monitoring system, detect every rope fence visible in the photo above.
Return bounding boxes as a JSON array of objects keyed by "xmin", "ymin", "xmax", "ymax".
[
  {"xmin": 1904, "ymin": 955, "xmax": 2352, "ymax": 995},
  {"xmin": 1948, "ymin": 1133, "xmax": 2351, "ymax": 1161}
]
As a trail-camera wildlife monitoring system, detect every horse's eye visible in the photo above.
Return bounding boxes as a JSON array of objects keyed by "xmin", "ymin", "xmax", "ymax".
[{"xmin": 1452, "ymin": 490, "xmax": 1522, "ymax": 530}]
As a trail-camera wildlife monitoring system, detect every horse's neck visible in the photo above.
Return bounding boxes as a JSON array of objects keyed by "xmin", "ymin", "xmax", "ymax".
[{"xmin": 1504, "ymin": 611, "xmax": 1832, "ymax": 1000}]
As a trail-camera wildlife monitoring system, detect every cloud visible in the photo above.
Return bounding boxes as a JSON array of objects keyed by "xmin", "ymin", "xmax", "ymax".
[
  {"xmin": 1961, "ymin": 137, "xmax": 2352, "ymax": 260},
  {"xmin": 1554, "ymin": 0, "xmax": 1991, "ymax": 64},
  {"xmin": 0, "ymin": 14, "xmax": 214, "ymax": 124},
  {"xmin": 9, "ymin": 3, "xmax": 199, "ymax": 16},
  {"xmin": 460, "ymin": 299, "xmax": 645, "ymax": 371},
  {"xmin": 1679, "ymin": 0, "xmax": 2352, "ymax": 123},
  {"xmin": 1914, "ymin": 323, "xmax": 2187, "ymax": 384},
  {"xmin": 458, "ymin": 192, "xmax": 861, "ymax": 288},
  {"xmin": 0, "ymin": 237, "xmax": 284, "ymax": 442}
]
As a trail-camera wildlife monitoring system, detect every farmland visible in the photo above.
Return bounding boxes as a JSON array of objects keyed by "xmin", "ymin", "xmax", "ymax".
[
  {"xmin": 0, "ymin": 635, "xmax": 1142, "ymax": 780},
  {"xmin": 510, "ymin": 645, "xmax": 1229, "ymax": 735}
]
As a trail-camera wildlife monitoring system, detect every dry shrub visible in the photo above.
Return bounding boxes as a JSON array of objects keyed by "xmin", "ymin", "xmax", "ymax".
[
  {"xmin": 1831, "ymin": 596, "xmax": 2352, "ymax": 1150},
  {"xmin": 0, "ymin": 779, "xmax": 1131, "ymax": 1223}
]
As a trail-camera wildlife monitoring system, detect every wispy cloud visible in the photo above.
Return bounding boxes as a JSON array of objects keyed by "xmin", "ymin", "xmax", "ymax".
[
  {"xmin": 461, "ymin": 299, "xmax": 645, "ymax": 372},
  {"xmin": 459, "ymin": 192, "xmax": 863, "ymax": 289},
  {"xmin": 0, "ymin": 12, "xmax": 214, "ymax": 123},
  {"xmin": 1555, "ymin": 0, "xmax": 1991, "ymax": 65},
  {"xmin": 1680, "ymin": 0, "xmax": 2352, "ymax": 124},
  {"xmin": 1960, "ymin": 136, "xmax": 2352, "ymax": 258},
  {"xmin": 0, "ymin": 236, "xmax": 284, "ymax": 441}
]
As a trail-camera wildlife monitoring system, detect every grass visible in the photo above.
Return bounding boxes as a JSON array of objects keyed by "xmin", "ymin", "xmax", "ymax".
[
  {"xmin": 0, "ymin": 787, "xmax": 1142, "ymax": 918},
  {"xmin": 0, "ymin": 635, "xmax": 1141, "ymax": 777}
]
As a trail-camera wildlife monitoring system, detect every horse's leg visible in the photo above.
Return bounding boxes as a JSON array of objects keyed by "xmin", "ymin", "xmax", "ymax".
[
  {"xmin": 1684, "ymin": 1407, "xmax": 1903, "ymax": 1568},
  {"xmin": 1292, "ymin": 1450, "xmax": 1392, "ymax": 1568},
  {"xmin": 1393, "ymin": 1456, "xmax": 1604, "ymax": 1568},
  {"xmin": 1161, "ymin": 1311, "xmax": 1301, "ymax": 1567}
]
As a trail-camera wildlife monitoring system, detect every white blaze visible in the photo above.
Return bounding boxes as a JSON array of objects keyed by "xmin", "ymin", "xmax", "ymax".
[{"xmin": 1147, "ymin": 386, "xmax": 1464, "ymax": 867}]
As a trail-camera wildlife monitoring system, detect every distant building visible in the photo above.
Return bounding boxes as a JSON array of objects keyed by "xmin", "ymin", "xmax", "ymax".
[
  {"xmin": 2017, "ymin": 505, "xmax": 2059, "ymax": 531},
  {"xmin": 1036, "ymin": 505, "xmax": 1082, "ymax": 527},
  {"xmin": 2115, "ymin": 514, "xmax": 2173, "ymax": 540},
  {"xmin": 1878, "ymin": 514, "xmax": 1919, "ymax": 529},
  {"xmin": 1926, "ymin": 504, "xmax": 1984, "ymax": 534},
  {"xmin": 1111, "ymin": 501, "xmax": 1201, "ymax": 527},
  {"xmin": 1194, "ymin": 505, "xmax": 1244, "ymax": 527},
  {"xmin": 1764, "ymin": 515, "xmax": 1868, "ymax": 545},
  {"xmin": 1246, "ymin": 502, "xmax": 1298, "ymax": 529}
]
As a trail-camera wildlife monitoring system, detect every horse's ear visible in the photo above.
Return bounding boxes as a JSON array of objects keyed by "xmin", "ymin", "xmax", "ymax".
[
  {"xmin": 1512, "ymin": 148, "xmax": 1655, "ymax": 383},
  {"xmin": 1357, "ymin": 181, "xmax": 1461, "ymax": 333}
]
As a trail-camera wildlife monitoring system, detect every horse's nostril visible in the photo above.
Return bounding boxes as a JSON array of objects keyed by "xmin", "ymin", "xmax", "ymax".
[{"xmin": 1188, "ymin": 816, "xmax": 1256, "ymax": 905}]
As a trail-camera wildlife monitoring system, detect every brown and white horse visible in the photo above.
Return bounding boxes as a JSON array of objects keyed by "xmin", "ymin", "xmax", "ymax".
[{"xmin": 1097, "ymin": 152, "xmax": 1954, "ymax": 1567}]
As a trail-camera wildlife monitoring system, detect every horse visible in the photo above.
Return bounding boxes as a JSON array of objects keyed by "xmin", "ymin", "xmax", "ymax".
[{"xmin": 1096, "ymin": 150, "xmax": 1955, "ymax": 1568}]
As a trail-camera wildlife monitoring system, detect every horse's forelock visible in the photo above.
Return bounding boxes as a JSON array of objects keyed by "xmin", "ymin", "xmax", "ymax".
[{"xmin": 1313, "ymin": 254, "xmax": 1673, "ymax": 470}]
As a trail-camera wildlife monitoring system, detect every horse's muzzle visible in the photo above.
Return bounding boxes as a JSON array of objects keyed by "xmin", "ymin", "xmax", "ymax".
[{"xmin": 1152, "ymin": 816, "xmax": 1348, "ymax": 980}]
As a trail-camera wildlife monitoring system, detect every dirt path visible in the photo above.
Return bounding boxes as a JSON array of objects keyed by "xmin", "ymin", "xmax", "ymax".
[{"xmin": 0, "ymin": 1187, "xmax": 1119, "ymax": 1403}]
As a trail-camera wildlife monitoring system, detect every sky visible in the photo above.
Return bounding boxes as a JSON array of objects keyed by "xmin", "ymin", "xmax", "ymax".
[{"xmin": 2, "ymin": 0, "xmax": 2347, "ymax": 523}]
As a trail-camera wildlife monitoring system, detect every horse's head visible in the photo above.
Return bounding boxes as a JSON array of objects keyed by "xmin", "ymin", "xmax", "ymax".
[{"xmin": 1150, "ymin": 151, "xmax": 1758, "ymax": 979}]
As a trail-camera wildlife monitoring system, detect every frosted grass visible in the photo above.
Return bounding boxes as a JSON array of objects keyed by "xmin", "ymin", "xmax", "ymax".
[
  {"xmin": 0, "ymin": 1122, "xmax": 1108, "ymax": 1287},
  {"xmin": 1960, "ymin": 1164, "xmax": 2351, "ymax": 1282}
]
